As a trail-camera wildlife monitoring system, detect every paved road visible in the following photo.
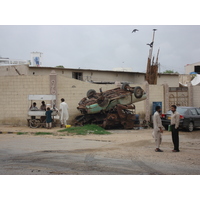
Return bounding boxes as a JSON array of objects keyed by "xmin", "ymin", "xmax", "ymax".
[{"xmin": 0, "ymin": 129, "xmax": 200, "ymax": 175}]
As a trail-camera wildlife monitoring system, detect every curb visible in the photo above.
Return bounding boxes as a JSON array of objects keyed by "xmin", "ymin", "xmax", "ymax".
[{"xmin": 0, "ymin": 132, "xmax": 16, "ymax": 134}]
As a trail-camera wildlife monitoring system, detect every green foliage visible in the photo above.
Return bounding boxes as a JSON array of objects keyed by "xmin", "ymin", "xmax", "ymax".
[
  {"xmin": 163, "ymin": 70, "xmax": 179, "ymax": 74},
  {"xmin": 34, "ymin": 132, "xmax": 53, "ymax": 135},
  {"xmin": 56, "ymin": 65, "xmax": 64, "ymax": 68},
  {"xmin": 58, "ymin": 124, "xmax": 111, "ymax": 135},
  {"xmin": 17, "ymin": 132, "xmax": 28, "ymax": 135}
]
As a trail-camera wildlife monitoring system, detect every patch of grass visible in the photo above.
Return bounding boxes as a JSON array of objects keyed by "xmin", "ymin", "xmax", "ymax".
[
  {"xmin": 34, "ymin": 132, "xmax": 53, "ymax": 135},
  {"xmin": 17, "ymin": 132, "xmax": 28, "ymax": 135},
  {"xmin": 58, "ymin": 124, "xmax": 111, "ymax": 135}
]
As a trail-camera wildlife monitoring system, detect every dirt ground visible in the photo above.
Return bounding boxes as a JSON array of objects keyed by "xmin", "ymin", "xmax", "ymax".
[{"xmin": 0, "ymin": 125, "xmax": 200, "ymax": 175}]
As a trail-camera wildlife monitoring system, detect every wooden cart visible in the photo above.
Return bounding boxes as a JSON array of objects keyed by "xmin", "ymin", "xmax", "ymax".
[{"xmin": 27, "ymin": 95, "xmax": 58, "ymax": 128}]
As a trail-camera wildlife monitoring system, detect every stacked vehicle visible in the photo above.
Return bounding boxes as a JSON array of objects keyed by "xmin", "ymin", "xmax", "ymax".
[{"xmin": 74, "ymin": 83, "xmax": 147, "ymax": 129}]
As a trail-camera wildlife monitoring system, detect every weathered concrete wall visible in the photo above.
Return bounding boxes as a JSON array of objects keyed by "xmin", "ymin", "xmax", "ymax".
[
  {"xmin": 0, "ymin": 64, "xmax": 29, "ymax": 76},
  {"xmin": 157, "ymin": 74, "xmax": 179, "ymax": 87},
  {"xmin": 28, "ymin": 67, "xmax": 146, "ymax": 84},
  {"xmin": 184, "ymin": 62, "xmax": 200, "ymax": 74},
  {"xmin": 1, "ymin": 64, "xmax": 180, "ymax": 86},
  {"xmin": 28, "ymin": 67, "xmax": 179, "ymax": 86},
  {"xmin": 0, "ymin": 73, "xmax": 187, "ymax": 126},
  {"xmin": 149, "ymin": 84, "xmax": 164, "ymax": 114},
  {"xmin": 0, "ymin": 75, "xmax": 49, "ymax": 125},
  {"xmin": 193, "ymin": 85, "xmax": 200, "ymax": 107},
  {"xmin": 179, "ymin": 74, "xmax": 192, "ymax": 85},
  {"xmin": 0, "ymin": 74, "xmax": 148, "ymax": 125}
]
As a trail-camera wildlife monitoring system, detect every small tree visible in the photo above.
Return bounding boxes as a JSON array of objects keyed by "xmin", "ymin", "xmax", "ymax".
[
  {"xmin": 163, "ymin": 70, "xmax": 178, "ymax": 74},
  {"xmin": 56, "ymin": 65, "xmax": 64, "ymax": 68}
]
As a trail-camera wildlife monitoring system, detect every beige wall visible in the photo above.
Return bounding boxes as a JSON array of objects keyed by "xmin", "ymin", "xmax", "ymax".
[
  {"xmin": 179, "ymin": 74, "xmax": 192, "ymax": 85},
  {"xmin": 1, "ymin": 64, "xmax": 180, "ymax": 87},
  {"xmin": 149, "ymin": 85, "xmax": 164, "ymax": 114},
  {"xmin": 0, "ymin": 75, "xmax": 49, "ymax": 125},
  {"xmin": 0, "ymin": 74, "xmax": 150, "ymax": 125},
  {"xmin": 193, "ymin": 86, "xmax": 200, "ymax": 107},
  {"xmin": 0, "ymin": 71, "xmax": 185, "ymax": 126},
  {"xmin": 157, "ymin": 74, "xmax": 179, "ymax": 87},
  {"xmin": 185, "ymin": 62, "xmax": 200, "ymax": 74},
  {"xmin": 0, "ymin": 64, "xmax": 29, "ymax": 76},
  {"xmin": 28, "ymin": 67, "xmax": 146, "ymax": 84},
  {"xmin": 28, "ymin": 67, "xmax": 180, "ymax": 87}
]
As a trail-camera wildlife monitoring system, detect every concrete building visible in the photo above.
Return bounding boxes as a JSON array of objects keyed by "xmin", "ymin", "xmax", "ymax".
[
  {"xmin": 184, "ymin": 61, "xmax": 200, "ymax": 74},
  {"xmin": 1, "ymin": 63, "xmax": 197, "ymax": 126},
  {"xmin": 30, "ymin": 52, "xmax": 43, "ymax": 66},
  {"xmin": 0, "ymin": 57, "xmax": 29, "ymax": 65},
  {"xmin": 0, "ymin": 64, "xmax": 180, "ymax": 87},
  {"xmin": 0, "ymin": 70, "xmax": 197, "ymax": 126}
]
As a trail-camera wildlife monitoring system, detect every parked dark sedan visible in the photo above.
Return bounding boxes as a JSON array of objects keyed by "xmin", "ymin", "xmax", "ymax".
[{"xmin": 161, "ymin": 106, "xmax": 200, "ymax": 132}]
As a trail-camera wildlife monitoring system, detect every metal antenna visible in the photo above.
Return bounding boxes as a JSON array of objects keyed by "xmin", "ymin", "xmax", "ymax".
[{"xmin": 149, "ymin": 29, "xmax": 157, "ymax": 60}]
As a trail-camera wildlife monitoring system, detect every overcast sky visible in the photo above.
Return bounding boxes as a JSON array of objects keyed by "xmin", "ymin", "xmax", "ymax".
[{"xmin": 1, "ymin": 25, "xmax": 200, "ymax": 74}]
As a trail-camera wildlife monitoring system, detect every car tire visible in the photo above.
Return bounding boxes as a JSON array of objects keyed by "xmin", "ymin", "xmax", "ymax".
[
  {"xmin": 188, "ymin": 122, "xmax": 194, "ymax": 132},
  {"xmin": 87, "ymin": 89, "xmax": 96, "ymax": 98},
  {"xmin": 121, "ymin": 83, "xmax": 130, "ymax": 90},
  {"xmin": 134, "ymin": 86, "xmax": 143, "ymax": 99}
]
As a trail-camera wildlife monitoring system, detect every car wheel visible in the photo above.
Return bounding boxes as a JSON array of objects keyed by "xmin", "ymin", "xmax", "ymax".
[
  {"xmin": 87, "ymin": 89, "xmax": 96, "ymax": 98},
  {"xmin": 121, "ymin": 82, "xmax": 130, "ymax": 90},
  {"xmin": 134, "ymin": 86, "xmax": 143, "ymax": 98},
  {"xmin": 188, "ymin": 122, "xmax": 194, "ymax": 132}
]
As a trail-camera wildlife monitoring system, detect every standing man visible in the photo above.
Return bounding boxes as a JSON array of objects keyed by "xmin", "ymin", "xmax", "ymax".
[
  {"xmin": 153, "ymin": 106, "xmax": 164, "ymax": 152},
  {"xmin": 45, "ymin": 107, "xmax": 53, "ymax": 129},
  {"xmin": 40, "ymin": 101, "xmax": 46, "ymax": 111},
  {"xmin": 59, "ymin": 98, "xmax": 69, "ymax": 128},
  {"xmin": 40, "ymin": 101, "xmax": 47, "ymax": 125},
  {"xmin": 170, "ymin": 105, "xmax": 180, "ymax": 152}
]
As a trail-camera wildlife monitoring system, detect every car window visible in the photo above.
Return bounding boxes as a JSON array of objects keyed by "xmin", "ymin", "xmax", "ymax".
[
  {"xmin": 166, "ymin": 108, "xmax": 188, "ymax": 115},
  {"xmin": 166, "ymin": 110, "xmax": 172, "ymax": 114},
  {"xmin": 196, "ymin": 108, "xmax": 200, "ymax": 115},
  {"xmin": 190, "ymin": 108, "xmax": 198, "ymax": 115},
  {"xmin": 176, "ymin": 107, "xmax": 188, "ymax": 115}
]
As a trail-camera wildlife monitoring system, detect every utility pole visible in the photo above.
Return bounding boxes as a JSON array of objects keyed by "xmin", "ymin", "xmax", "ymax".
[{"xmin": 145, "ymin": 29, "xmax": 159, "ymax": 85}]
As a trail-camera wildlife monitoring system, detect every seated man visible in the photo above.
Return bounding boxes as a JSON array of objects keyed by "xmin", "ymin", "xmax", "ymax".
[
  {"xmin": 30, "ymin": 102, "xmax": 38, "ymax": 119},
  {"xmin": 30, "ymin": 102, "xmax": 38, "ymax": 111},
  {"xmin": 40, "ymin": 101, "xmax": 46, "ymax": 111}
]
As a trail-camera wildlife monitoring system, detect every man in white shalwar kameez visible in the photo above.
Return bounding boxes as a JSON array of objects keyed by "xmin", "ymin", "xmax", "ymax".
[
  {"xmin": 153, "ymin": 106, "xmax": 164, "ymax": 152},
  {"xmin": 59, "ymin": 98, "xmax": 69, "ymax": 128}
]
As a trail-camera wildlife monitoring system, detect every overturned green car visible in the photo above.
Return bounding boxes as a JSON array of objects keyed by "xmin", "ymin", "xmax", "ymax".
[{"xmin": 75, "ymin": 83, "xmax": 147, "ymax": 129}]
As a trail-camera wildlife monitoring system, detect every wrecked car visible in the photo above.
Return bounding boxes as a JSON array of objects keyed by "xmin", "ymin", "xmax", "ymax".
[{"xmin": 74, "ymin": 83, "xmax": 147, "ymax": 129}]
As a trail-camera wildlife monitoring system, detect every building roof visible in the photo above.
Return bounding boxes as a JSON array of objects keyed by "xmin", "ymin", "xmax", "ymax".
[{"xmin": 29, "ymin": 66, "xmax": 180, "ymax": 76}]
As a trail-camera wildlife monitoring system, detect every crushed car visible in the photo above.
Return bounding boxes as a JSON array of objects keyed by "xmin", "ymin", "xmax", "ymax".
[{"xmin": 74, "ymin": 83, "xmax": 147, "ymax": 129}]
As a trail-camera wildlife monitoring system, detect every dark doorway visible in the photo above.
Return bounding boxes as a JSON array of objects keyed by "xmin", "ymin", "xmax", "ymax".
[
  {"xmin": 194, "ymin": 65, "xmax": 200, "ymax": 74},
  {"xmin": 72, "ymin": 72, "xmax": 83, "ymax": 80}
]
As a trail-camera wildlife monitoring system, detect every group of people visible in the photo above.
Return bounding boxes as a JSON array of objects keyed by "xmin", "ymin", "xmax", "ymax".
[
  {"xmin": 153, "ymin": 105, "xmax": 180, "ymax": 152},
  {"xmin": 30, "ymin": 98, "xmax": 69, "ymax": 129}
]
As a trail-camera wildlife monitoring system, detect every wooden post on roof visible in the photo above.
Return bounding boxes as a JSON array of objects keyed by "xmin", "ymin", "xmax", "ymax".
[{"xmin": 145, "ymin": 29, "xmax": 159, "ymax": 85}]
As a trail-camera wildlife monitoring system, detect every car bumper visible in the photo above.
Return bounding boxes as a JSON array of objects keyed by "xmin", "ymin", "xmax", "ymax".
[{"xmin": 161, "ymin": 119, "xmax": 184, "ymax": 129}]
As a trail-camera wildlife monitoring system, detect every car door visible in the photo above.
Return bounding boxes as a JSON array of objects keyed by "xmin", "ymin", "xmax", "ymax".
[
  {"xmin": 189, "ymin": 108, "xmax": 200, "ymax": 127},
  {"xmin": 196, "ymin": 108, "xmax": 200, "ymax": 126}
]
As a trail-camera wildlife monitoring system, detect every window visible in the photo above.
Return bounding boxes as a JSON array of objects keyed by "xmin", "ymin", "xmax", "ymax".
[
  {"xmin": 194, "ymin": 65, "xmax": 200, "ymax": 74},
  {"xmin": 190, "ymin": 108, "xmax": 198, "ymax": 115},
  {"xmin": 177, "ymin": 107, "xmax": 188, "ymax": 115},
  {"xmin": 196, "ymin": 108, "xmax": 200, "ymax": 115},
  {"xmin": 72, "ymin": 72, "xmax": 83, "ymax": 80}
]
